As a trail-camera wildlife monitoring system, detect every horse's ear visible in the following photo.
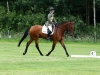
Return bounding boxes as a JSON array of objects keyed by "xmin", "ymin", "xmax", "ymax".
[
  {"xmin": 71, "ymin": 22, "xmax": 74, "ymax": 24},
  {"xmin": 72, "ymin": 22, "xmax": 74, "ymax": 24}
]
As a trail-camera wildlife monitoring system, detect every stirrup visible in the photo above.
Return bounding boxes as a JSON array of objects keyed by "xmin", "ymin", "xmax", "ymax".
[{"xmin": 46, "ymin": 37, "xmax": 50, "ymax": 40}]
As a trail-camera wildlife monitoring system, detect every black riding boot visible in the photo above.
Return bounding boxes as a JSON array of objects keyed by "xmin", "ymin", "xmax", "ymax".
[{"xmin": 47, "ymin": 29, "xmax": 52, "ymax": 40}]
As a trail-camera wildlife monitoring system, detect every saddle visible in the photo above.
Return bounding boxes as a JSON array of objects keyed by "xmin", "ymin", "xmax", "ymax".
[{"xmin": 42, "ymin": 24, "xmax": 55, "ymax": 35}]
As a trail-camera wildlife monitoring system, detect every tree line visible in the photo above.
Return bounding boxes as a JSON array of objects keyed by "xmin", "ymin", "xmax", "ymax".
[{"xmin": 0, "ymin": 0, "xmax": 100, "ymax": 40}]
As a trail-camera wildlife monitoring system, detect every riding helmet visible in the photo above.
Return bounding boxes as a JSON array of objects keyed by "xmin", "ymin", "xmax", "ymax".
[{"xmin": 50, "ymin": 7, "xmax": 54, "ymax": 11}]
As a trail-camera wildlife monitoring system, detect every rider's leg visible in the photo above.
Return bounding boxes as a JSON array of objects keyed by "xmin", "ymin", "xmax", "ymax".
[{"xmin": 47, "ymin": 28, "xmax": 52, "ymax": 40}]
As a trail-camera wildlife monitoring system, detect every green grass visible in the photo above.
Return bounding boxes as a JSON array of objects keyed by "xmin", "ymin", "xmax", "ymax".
[{"xmin": 0, "ymin": 41, "xmax": 100, "ymax": 75}]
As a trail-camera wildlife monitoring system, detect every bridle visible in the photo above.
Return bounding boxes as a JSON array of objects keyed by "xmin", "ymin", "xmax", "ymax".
[
  {"xmin": 55, "ymin": 22, "xmax": 73, "ymax": 30},
  {"xmin": 54, "ymin": 22, "xmax": 74, "ymax": 35}
]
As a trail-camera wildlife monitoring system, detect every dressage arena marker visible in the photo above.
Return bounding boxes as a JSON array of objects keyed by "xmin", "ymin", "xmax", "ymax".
[{"xmin": 71, "ymin": 51, "xmax": 100, "ymax": 58}]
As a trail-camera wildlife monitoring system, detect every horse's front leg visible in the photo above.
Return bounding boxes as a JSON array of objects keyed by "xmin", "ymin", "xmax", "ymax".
[
  {"xmin": 46, "ymin": 41, "xmax": 57, "ymax": 56},
  {"xmin": 59, "ymin": 40, "xmax": 69, "ymax": 57},
  {"xmin": 35, "ymin": 39, "xmax": 43, "ymax": 56}
]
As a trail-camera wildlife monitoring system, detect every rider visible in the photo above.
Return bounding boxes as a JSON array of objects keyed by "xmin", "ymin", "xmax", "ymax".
[{"xmin": 46, "ymin": 7, "xmax": 57, "ymax": 40}]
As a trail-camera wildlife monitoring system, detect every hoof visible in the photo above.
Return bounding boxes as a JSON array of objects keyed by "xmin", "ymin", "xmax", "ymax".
[
  {"xmin": 18, "ymin": 44, "xmax": 20, "ymax": 47},
  {"xmin": 40, "ymin": 54, "xmax": 44, "ymax": 56},
  {"xmin": 18, "ymin": 45, "xmax": 20, "ymax": 47},
  {"xmin": 46, "ymin": 54, "xmax": 49, "ymax": 56},
  {"xmin": 23, "ymin": 53, "xmax": 26, "ymax": 55},
  {"xmin": 67, "ymin": 55, "xmax": 70, "ymax": 57}
]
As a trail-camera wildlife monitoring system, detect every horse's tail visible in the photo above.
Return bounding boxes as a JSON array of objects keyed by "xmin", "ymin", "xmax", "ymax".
[{"xmin": 18, "ymin": 27, "xmax": 31, "ymax": 47}]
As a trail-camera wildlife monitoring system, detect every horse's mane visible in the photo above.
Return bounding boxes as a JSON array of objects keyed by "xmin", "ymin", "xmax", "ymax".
[{"xmin": 57, "ymin": 22, "xmax": 68, "ymax": 26}]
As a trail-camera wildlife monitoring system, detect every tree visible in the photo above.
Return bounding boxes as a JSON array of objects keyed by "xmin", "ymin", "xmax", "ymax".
[
  {"xmin": 86, "ymin": 0, "xmax": 90, "ymax": 25},
  {"xmin": 93, "ymin": 0, "xmax": 96, "ymax": 42},
  {"xmin": 7, "ymin": 0, "xmax": 9, "ymax": 13}
]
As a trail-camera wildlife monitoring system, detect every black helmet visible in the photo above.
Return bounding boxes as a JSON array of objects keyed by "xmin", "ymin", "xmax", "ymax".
[{"xmin": 50, "ymin": 7, "xmax": 54, "ymax": 11}]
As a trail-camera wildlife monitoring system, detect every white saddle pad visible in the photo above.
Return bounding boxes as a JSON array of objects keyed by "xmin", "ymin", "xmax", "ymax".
[{"xmin": 42, "ymin": 25, "xmax": 54, "ymax": 35}]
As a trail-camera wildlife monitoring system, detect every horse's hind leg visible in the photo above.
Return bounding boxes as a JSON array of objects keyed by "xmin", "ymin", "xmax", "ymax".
[
  {"xmin": 35, "ymin": 39, "xmax": 43, "ymax": 56},
  {"xmin": 23, "ymin": 38, "xmax": 33, "ymax": 55},
  {"xmin": 46, "ymin": 41, "xmax": 57, "ymax": 56}
]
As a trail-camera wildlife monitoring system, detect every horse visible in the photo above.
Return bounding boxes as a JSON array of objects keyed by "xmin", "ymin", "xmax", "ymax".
[{"xmin": 18, "ymin": 22, "xmax": 74, "ymax": 57}]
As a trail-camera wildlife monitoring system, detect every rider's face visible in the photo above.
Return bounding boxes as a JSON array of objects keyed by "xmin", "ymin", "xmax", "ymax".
[{"xmin": 50, "ymin": 10, "xmax": 54, "ymax": 14}]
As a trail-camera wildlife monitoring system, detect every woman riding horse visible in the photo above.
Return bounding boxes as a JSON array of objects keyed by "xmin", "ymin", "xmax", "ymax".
[
  {"xmin": 45, "ymin": 7, "xmax": 57, "ymax": 40},
  {"xmin": 18, "ymin": 21, "xmax": 74, "ymax": 57}
]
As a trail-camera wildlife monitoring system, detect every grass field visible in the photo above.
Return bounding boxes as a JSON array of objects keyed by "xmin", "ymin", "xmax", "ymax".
[{"xmin": 0, "ymin": 41, "xmax": 100, "ymax": 75}]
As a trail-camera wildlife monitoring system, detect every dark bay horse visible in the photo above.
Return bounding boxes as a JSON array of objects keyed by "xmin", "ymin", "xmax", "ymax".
[{"xmin": 18, "ymin": 22, "xmax": 74, "ymax": 57}]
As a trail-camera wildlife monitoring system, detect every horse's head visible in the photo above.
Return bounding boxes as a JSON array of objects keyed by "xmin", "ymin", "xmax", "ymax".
[
  {"xmin": 66, "ymin": 22, "xmax": 74, "ymax": 36},
  {"xmin": 56, "ymin": 22, "xmax": 74, "ymax": 36}
]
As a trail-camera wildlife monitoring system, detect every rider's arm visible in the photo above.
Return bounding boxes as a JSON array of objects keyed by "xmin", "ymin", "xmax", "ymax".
[
  {"xmin": 48, "ymin": 14, "xmax": 53, "ymax": 24},
  {"xmin": 53, "ymin": 17, "xmax": 57, "ymax": 24}
]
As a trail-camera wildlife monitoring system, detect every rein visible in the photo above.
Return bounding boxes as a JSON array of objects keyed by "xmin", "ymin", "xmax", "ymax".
[
  {"xmin": 55, "ymin": 24, "xmax": 67, "ymax": 30},
  {"xmin": 56, "ymin": 25, "xmax": 65, "ymax": 30},
  {"xmin": 54, "ymin": 24, "xmax": 66, "ymax": 36},
  {"xmin": 55, "ymin": 22, "xmax": 73, "ymax": 30}
]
